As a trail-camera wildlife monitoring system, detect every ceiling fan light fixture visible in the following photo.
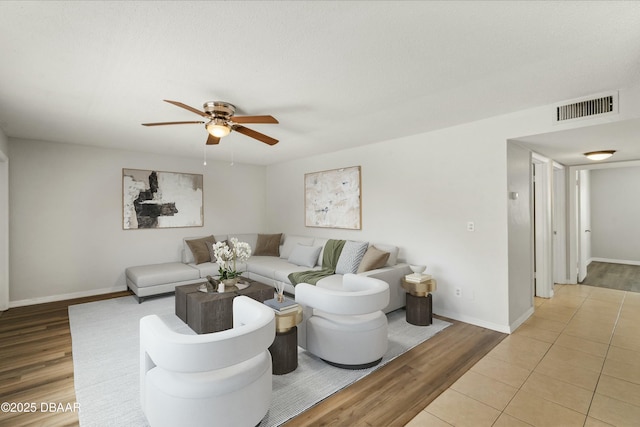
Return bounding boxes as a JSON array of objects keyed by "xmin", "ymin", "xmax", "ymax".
[
  {"xmin": 206, "ymin": 119, "xmax": 231, "ymax": 138},
  {"xmin": 584, "ymin": 150, "xmax": 616, "ymax": 161}
]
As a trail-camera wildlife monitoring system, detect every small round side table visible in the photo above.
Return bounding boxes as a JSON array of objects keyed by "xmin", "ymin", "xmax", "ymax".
[
  {"xmin": 269, "ymin": 306, "xmax": 303, "ymax": 375},
  {"xmin": 401, "ymin": 278, "xmax": 436, "ymax": 326}
]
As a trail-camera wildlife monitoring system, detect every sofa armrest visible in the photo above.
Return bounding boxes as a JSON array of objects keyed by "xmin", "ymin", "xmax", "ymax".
[{"xmin": 358, "ymin": 263, "xmax": 412, "ymax": 313}]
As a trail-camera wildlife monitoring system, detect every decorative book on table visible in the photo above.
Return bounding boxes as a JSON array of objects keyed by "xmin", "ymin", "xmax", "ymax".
[
  {"xmin": 405, "ymin": 273, "xmax": 432, "ymax": 284},
  {"xmin": 264, "ymin": 297, "xmax": 299, "ymax": 313}
]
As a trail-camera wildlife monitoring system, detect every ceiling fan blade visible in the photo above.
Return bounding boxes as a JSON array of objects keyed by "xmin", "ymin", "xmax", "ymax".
[
  {"xmin": 142, "ymin": 121, "xmax": 204, "ymax": 126},
  {"xmin": 206, "ymin": 134, "xmax": 220, "ymax": 145},
  {"xmin": 230, "ymin": 115, "xmax": 279, "ymax": 124},
  {"xmin": 163, "ymin": 100, "xmax": 209, "ymax": 118},
  {"xmin": 233, "ymin": 125, "xmax": 279, "ymax": 145}
]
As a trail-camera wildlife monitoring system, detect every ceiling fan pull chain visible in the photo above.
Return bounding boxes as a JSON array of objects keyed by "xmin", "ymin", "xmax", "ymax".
[{"xmin": 203, "ymin": 144, "xmax": 207, "ymax": 166}]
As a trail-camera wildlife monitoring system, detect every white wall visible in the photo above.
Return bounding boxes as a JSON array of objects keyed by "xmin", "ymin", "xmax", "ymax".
[
  {"xmin": 8, "ymin": 138, "xmax": 267, "ymax": 305},
  {"xmin": 0, "ymin": 128, "xmax": 9, "ymax": 311},
  {"xmin": 267, "ymin": 120, "xmax": 515, "ymax": 331},
  {"xmin": 590, "ymin": 167, "xmax": 640, "ymax": 263},
  {"xmin": 266, "ymin": 83, "xmax": 640, "ymax": 332},
  {"xmin": 507, "ymin": 143, "xmax": 533, "ymax": 327}
]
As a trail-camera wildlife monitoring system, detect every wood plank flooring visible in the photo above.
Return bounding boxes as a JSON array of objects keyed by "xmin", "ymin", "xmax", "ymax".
[
  {"xmin": 0, "ymin": 292, "xmax": 505, "ymax": 426},
  {"xmin": 0, "ymin": 292, "xmax": 130, "ymax": 427},
  {"xmin": 581, "ymin": 261, "xmax": 640, "ymax": 292}
]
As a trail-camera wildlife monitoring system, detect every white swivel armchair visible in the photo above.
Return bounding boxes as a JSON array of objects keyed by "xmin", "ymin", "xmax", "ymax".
[
  {"xmin": 140, "ymin": 296, "xmax": 275, "ymax": 427},
  {"xmin": 295, "ymin": 273, "xmax": 390, "ymax": 369}
]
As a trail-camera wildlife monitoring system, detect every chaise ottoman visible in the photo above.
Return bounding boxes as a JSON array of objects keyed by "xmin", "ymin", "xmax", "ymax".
[{"xmin": 126, "ymin": 262, "xmax": 202, "ymax": 303}]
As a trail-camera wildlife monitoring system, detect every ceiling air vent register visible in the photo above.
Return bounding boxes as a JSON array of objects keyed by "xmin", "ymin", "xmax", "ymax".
[{"xmin": 555, "ymin": 92, "xmax": 618, "ymax": 123}]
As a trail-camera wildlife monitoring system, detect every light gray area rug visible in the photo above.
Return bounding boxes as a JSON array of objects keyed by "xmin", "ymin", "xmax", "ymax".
[{"xmin": 69, "ymin": 295, "xmax": 450, "ymax": 427}]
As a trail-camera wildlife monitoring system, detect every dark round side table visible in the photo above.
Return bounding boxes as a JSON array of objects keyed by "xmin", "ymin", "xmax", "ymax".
[
  {"xmin": 401, "ymin": 278, "xmax": 437, "ymax": 326},
  {"xmin": 268, "ymin": 306, "xmax": 303, "ymax": 375}
]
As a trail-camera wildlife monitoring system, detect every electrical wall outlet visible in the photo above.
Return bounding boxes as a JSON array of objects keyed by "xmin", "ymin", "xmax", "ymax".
[
  {"xmin": 467, "ymin": 221, "xmax": 475, "ymax": 232},
  {"xmin": 455, "ymin": 288, "xmax": 462, "ymax": 297}
]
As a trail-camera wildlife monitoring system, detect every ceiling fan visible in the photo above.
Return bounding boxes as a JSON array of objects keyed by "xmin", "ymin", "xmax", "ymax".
[{"xmin": 142, "ymin": 100, "xmax": 279, "ymax": 146}]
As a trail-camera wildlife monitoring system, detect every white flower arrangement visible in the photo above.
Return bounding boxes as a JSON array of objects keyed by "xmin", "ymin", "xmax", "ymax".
[{"xmin": 212, "ymin": 237, "xmax": 252, "ymax": 280}]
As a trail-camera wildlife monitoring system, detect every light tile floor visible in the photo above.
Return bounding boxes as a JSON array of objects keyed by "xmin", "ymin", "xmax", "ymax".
[{"xmin": 406, "ymin": 284, "xmax": 640, "ymax": 426}]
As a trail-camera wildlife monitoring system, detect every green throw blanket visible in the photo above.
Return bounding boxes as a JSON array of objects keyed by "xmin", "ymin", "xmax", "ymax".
[{"xmin": 288, "ymin": 239, "xmax": 345, "ymax": 286}]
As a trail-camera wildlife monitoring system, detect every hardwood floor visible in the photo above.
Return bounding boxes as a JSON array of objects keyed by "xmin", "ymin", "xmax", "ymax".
[
  {"xmin": 0, "ymin": 292, "xmax": 130, "ymax": 427},
  {"xmin": 581, "ymin": 261, "xmax": 640, "ymax": 292},
  {"xmin": 0, "ymin": 292, "xmax": 505, "ymax": 426},
  {"xmin": 284, "ymin": 320, "xmax": 506, "ymax": 427}
]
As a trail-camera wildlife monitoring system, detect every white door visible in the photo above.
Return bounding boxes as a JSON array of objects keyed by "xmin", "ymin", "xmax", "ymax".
[
  {"xmin": 553, "ymin": 165, "xmax": 567, "ymax": 284},
  {"xmin": 577, "ymin": 170, "xmax": 591, "ymax": 282},
  {"xmin": 532, "ymin": 154, "xmax": 553, "ymax": 298}
]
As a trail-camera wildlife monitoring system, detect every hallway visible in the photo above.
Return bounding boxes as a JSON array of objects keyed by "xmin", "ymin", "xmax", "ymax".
[
  {"xmin": 407, "ymin": 284, "xmax": 640, "ymax": 426},
  {"xmin": 581, "ymin": 262, "xmax": 640, "ymax": 293}
]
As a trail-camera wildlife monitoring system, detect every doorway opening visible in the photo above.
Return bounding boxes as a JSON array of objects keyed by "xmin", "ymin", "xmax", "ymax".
[
  {"xmin": 571, "ymin": 162, "xmax": 640, "ymax": 290},
  {"xmin": 532, "ymin": 153, "xmax": 554, "ymax": 298}
]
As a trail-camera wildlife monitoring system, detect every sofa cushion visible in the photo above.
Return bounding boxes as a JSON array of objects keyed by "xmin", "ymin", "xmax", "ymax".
[
  {"xmin": 227, "ymin": 233, "xmax": 258, "ymax": 254},
  {"xmin": 207, "ymin": 241, "xmax": 218, "ymax": 264},
  {"xmin": 280, "ymin": 235, "xmax": 314, "ymax": 259},
  {"xmin": 253, "ymin": 233, "xmax": 282, "ymax": 256},
  {"xmin": 126, "ymin": 262, "xmax": 199, "ymax": 287},
  {"xmin": 182, "ymin": 235, "xmax": 227, "ymax": 264},
  {"xmin": 335, "ymin": 240, "xmax": 369, "ymax": 274},
  {"xmin": 288, "ymin": 244, "xmax": 322, "ymax": 268},
  {"xmin": 185, "ymin": 236, "xmax": 216, "ymax": 265},
  {"xmin": 372, "ymin": 243, "xmax": 399, "ymax": 266},
  {"xmin": 248, "ymin": 256, "xmax": 305, "ymax": 283},
  {"xmin": 357, "ymin": 246, "xmax": 391, "ymax": 273},
  {"xmin": 189, "ymin": 262, "xmax": 220, "ymax": 278},
  {"xmin": 313, "ymin": 238, "xmax": 328, "ymax": 266}
]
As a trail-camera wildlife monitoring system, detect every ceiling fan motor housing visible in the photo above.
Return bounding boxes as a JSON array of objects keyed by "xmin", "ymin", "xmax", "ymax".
[{"xmin": 203, "ymin": 101, "xmax": 236, "ymax": 119}]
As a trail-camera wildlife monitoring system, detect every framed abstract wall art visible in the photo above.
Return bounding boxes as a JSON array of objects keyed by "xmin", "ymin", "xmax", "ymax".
[
  {"xmin": 122, "ymin": 168, "xmax": 203, "ymax": 229},
  {"xmin": 304, "ymin": 165, "xmax": 362, "ymax": 229}
]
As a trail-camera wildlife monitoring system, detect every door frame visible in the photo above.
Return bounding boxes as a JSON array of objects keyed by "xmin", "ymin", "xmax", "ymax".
[
  {"xmin": 0, "ymin": 150, "xmax": 8, "ymax": 311},
  {"xmin": 532, "ymin": 153, "xmax": 554, "ymax": 298},
  {"xmin": 553, "ymin": 162, "xmax": 568, "ymax": 284}
]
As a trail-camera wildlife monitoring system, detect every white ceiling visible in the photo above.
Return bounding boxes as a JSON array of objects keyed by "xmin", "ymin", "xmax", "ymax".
[
  {"xmin": 1, "ymin": 1, "xmax": 639, "ymax": 166},
  {"xmin": 514, "ymin": 117, "xmax": 640, "ymax": 167}
]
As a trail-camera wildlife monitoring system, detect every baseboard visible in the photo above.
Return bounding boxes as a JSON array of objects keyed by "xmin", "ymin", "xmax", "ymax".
[
  {"xmin": 9, "ymin": 286, "xmax": 127, "ymax": 308},
  {"xmin": 509, "ymin": 306, "xmax": 535, "ymax": 333},
  {"xmin": 591, "ymin": 257, "xmax": 640, "ymax": 266},
  {"xmin": 435, "ymin": 309, "xmax": 511, "ymax": 334}
]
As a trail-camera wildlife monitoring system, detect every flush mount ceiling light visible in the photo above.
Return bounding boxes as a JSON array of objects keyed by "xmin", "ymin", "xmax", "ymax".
[
  {"xmin": 584, "ymin": 150, "xmax": 616, "ymax": 161},
  {"xmin": 206, "ymin": 118, "xmax": 231, "ymax": 138}
]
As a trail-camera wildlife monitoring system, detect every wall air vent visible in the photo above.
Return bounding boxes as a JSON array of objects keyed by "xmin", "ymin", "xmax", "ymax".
[{"xmin": 554, "ymin": 92, "xmax": 618, "ymax": 123}]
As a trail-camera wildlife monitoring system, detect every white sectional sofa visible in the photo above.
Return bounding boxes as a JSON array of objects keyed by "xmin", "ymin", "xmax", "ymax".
[{"xmin": 126, "ymin": 233, "xmax": 411, "ymax": 313}]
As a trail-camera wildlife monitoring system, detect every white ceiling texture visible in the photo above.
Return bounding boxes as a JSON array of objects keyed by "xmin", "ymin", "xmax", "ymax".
[{"xmin": 0, "ymin": 1, "xmax": 639, "ymax": 166}]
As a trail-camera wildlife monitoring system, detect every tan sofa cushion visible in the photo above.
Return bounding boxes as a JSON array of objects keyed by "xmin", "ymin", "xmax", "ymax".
[
  {"xmin": 185, "ymin": 235, "xmax": 216, "ymax": 264},
  {"xmin": 357, "ymin": 246, "xmax": 390, "ymax": 273},
  {"xmin": 253, "ymin": 233, "xmax": 282, "ymax": 256}
]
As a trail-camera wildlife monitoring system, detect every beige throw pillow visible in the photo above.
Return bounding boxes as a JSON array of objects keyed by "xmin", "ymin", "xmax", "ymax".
[
  {"xmin": 186, "ymin": 235, "xmax": 216, "ymax": 264},
  {"xmin": 357, "ymin": 246, "xmax": 390, "ymax": 273},
  {"xmin": 253, "ymin": 233, "xmax": 282, "ymax": 256}
]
